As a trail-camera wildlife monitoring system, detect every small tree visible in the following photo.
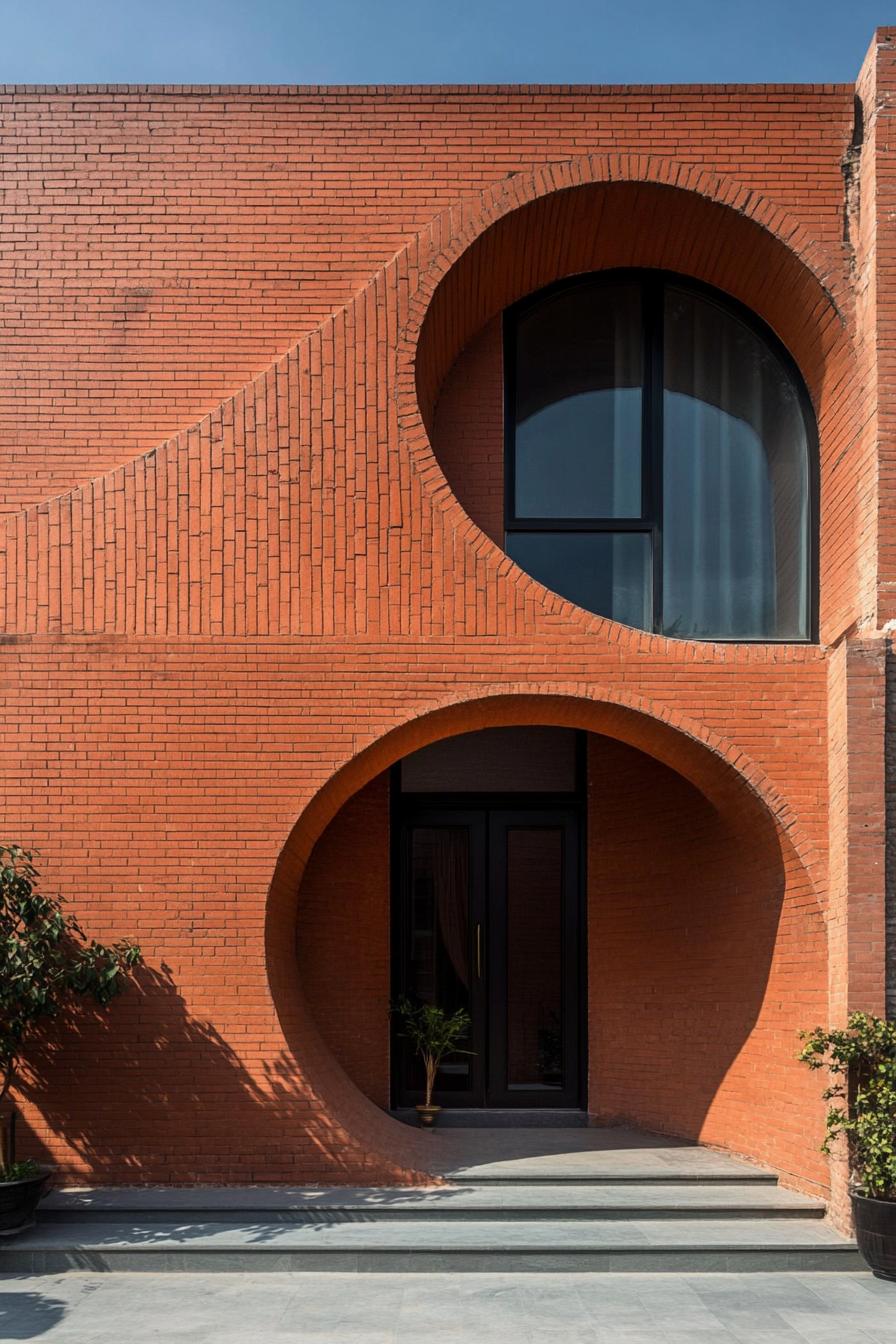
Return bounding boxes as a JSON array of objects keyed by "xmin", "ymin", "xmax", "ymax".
[
  {"xmin": 799, "ymin": 1011, "xmax": 896, "ymax": 1200},
  {"xmin": 0, "ymin": 843, "xmax": 143, "ymax": 1173},
  {"xmin": 394, "ymin": 997, "xmax": 472, "ymax": 1108}
]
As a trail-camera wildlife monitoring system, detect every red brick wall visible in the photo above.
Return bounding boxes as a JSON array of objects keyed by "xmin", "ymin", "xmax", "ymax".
[
  {"xmin": 288, "ymin": 727, "xmax": 830, "ymax": 1190},
  {"xmin": 3, "ymin": 651, "xmax": 830, "ymax": 1186},
  {"xmin": 0, "ymin": 82, "xmax": 852, "ymax": 516},
  {"xmin": 863, "ymin": 42, "xmax": 896, "ymax": 625},
  {"xmin": 588, "ymin": 736, "xmax": 829, "ymax": 1190},
  {"xmin": 431, "ymin": 317, "xmax": 504, "ymax": 544},
  {"xmin": 297, "ymin": 775, "xmax": 391, "ymax": 1107},
  {"xmin": 1, "ymin": 38, "xmax": 893, "ymax": 1195}
]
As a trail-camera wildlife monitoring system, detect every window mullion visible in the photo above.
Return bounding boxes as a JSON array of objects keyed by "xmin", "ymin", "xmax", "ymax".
[
  {"xmin": 644, "ymin": 276, "xmax": 664, "ymax": 633},
  {"xmin": 505, "ymin": 518, "xmax": 652, "ymax": 533}
]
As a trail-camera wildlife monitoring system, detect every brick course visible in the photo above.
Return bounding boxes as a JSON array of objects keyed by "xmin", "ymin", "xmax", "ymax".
[
  {"xmin": 1, "ymin": 32, "xmax": 895, "ymax": 1215},
  {"xmin": 0, "ymin": 83, "xmax": 852, "ymax": 517}
]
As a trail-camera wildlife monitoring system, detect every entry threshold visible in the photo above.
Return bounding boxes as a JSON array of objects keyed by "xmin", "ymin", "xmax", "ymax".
[{"xmin": 389, "ymin": 1108, "xmax": 590, "ymax": 1128}]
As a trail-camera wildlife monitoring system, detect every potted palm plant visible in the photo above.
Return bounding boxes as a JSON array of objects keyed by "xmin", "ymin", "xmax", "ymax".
[
  {"xmin": 800, "ymin": 1012, "xmax": 896, "ymax": 1279},
  {"xmin": 394, "ymin": 998, "xmax": 472, "ymax": 1127},
  {"xmin": 0, "ymin": 843, "xmax": 142, "ymax": 1234}
]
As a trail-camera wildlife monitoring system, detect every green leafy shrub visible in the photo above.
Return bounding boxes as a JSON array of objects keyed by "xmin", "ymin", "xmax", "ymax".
[
  {"xmin": 799, "ymin": 1012, "xmax": 896, "ymax": 1200},
  {"xmin": 394, "ymin": 998, "xmax": 472, "ymax": 1107},
  {"xmin": 0, "ymin": 1160, "xmax": 40, "ymax": 1183},
  {"xmin": 0, "ymin": 843, "xmax": 143, "ymax": 1167}
]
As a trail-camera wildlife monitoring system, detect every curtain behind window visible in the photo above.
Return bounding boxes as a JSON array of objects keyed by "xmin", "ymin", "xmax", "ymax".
[{"xmin": 662, "ymin": 287, "xmax": 808, "ymax": 640}]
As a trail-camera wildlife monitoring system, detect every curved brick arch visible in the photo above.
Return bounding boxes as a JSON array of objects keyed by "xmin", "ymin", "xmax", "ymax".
[
  {"xmin": 265, "ymin": 685, "xmax": 827, "ymax": 1186},
  {"xmin": 274, "ymin": 683, "xmax": 826, "ymax": 908},
  {"xmin": 393, "ymin": 155, "xmax": 858, "ymax": 648},
  {"xmin": 0, "ymin": 153, "xmax": 858, "ymax": 648},
  {"xmin": 400, "ymin": 153, "xmax": 851, "ymax": 416}
]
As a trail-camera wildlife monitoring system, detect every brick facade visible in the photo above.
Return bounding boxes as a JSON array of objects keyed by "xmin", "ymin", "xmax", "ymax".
[{"xmin": 2, "ymin": 32, "xmax": 895, "ymax": 1219}]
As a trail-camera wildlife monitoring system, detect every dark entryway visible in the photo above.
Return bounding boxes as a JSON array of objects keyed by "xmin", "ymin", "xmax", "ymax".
[{"xmin": 391, "ymin": 727, "xmax": 585, "ymax": 1110}]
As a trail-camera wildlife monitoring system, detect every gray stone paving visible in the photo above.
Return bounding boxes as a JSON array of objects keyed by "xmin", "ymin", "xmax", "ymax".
[
  {"xmin": 8, "ymin": 1214, "xmax": 851, "ymax": 1251},
  {"xmin": 41, "ymin": 1180, "xmax": 824, "ymax": 1218},
  {"xmin": 14, "ymin": 1130, "xmax": 854, "ymax": 1275},
  {"xmin": 425, "ymin": 1125, "xmax": 777, "ymax": 1182},
  {"xmin": 1, "ymin": 1271, "xmax": 896, "ymax": 1342}
]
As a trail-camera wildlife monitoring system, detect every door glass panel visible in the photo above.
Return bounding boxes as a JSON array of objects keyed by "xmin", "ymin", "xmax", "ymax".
[
  {"xmin": 505, "ymin": 827, "xmax": 564, "ymax": 1090},
  {"xmin": 408, "ymin": 827, "xmax": 473, "ymax": 1091},
  {"xmin": 514, "ymin": 281, "xmax": 643, "ymax": 518},
  {"xmin": 506, "ymin": 530, "xmax": 651, "ymax": 628}
]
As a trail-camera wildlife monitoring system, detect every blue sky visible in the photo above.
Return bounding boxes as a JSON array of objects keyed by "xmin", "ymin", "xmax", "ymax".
[{"xmin": 2, "ymin": 0, "xmax": 894, "ymax": 84}]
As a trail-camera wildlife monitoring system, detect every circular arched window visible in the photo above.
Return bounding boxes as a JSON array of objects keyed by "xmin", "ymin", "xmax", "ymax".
[{"xmin": 505, "ymin": 272, "xmax": 816, "ymax": 640}]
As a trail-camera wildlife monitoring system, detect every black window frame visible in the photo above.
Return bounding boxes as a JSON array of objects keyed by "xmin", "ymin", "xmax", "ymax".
[{"xmin": 503, "ymin": 268, "xmax": 819, "ymax": 644}]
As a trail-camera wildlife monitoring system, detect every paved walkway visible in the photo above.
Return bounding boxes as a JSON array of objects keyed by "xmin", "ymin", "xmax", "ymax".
[
  {"xmin": 422, "ymin": 1124, "xmax": 771, "ymax": 1180},
  {"xmin": 2, "ymin": 1271, "xmax": 896, "ymax": 1342}
]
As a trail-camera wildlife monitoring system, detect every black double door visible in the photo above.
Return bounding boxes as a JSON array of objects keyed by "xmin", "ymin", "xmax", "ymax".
[{"xmin": 393, "ymin": 805, "xmax": 583, "ymax": 1109}]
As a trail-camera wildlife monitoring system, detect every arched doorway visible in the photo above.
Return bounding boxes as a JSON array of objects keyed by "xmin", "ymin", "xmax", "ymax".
[
  {"xmin": 392, "ymin": 725, "xmax": 585, "ymax": 1110},
  {"xmin": 290, "ymin": 700, "xmax": 825, "ymax": 1175}
]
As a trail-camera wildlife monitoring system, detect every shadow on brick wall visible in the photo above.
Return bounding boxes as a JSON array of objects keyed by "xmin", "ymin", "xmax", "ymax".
[{"xmin": 14, "ymin": 960, "xmax": 369, "ymax": 1185}]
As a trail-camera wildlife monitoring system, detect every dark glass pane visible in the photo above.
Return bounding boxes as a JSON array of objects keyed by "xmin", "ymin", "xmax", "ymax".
[
  {"xmin": 506, "ymin": 827, "xmax": 564, "ymax": 1089},
  {"xmin": 507, "ymin": 530, "xmax": 651, "ymax": 628},
  {"xmin": 401, "ymin": 726, "xmax": 577, "ymax": 793},
  {"xmin": 662, "ymin": 287, "xmax": 809, "ymax": 639},
  {"xmin": 407, "ymin": 827, "xmax": 472, "ymax": 1092},
  {"xmin": 514, "ymin": 282, "xmax": 642, "ymax": 518}
]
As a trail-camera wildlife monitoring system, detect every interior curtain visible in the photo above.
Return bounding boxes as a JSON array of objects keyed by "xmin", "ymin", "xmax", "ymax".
[
  {"xmin": 663, "ymin": 290, "xmax": 775, "ymax": 639},
  {"xmin": 609, "ymin": 293, "xmax": 644, "ymax": 516},
  {"xmin": 433, "ymin": 829, "xmax": 470, "ymax": 991}
]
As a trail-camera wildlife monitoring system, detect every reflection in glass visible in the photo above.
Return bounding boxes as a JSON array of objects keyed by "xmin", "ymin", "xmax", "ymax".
[
  {"xmin": 514, "ymin": 282, "xmax": 643, "ymax": 518},
  {"xmin": 506, "ymin": 827, "xmax": 564, "ymax": 1089},
  {"xmin": 408, "ymin": 827, "xmax": 472, "ymax": 1091},
  {"xmin": 505, "ymin": 273, "xmax": 813, "ymax": 641},
  {"xmin": 662, "ymin": 287, "xmax": 809, "ymax": 639},
  {"xmin": 506, "ymin": 531, "xmax": 651, "ymax": 629}
]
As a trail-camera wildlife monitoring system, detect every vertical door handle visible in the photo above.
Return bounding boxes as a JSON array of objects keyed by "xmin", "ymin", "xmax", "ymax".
[{"xmin": 476, "ymin": 923, "xmax": 482, "ymax": 979}]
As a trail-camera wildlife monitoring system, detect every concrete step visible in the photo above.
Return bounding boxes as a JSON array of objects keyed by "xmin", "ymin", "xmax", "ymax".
[
  {"xmin": 40, "ymin": 1182, "xmax": 826, "ymax": 1222},
  {"xmin": 438, "ymin": 1165, "xmax": 780, "ymax": 1185},
  {"xmin": 423, "ymin": 1127, "xmax": 781, "ymax": 1185},
  {"xmin": 436, "ymin": 1157, "xmax": 779, "ymax": 1185},
  {"xmin": 20, "ymin": 1133, "xmax": 844, "ymax": 1277},
  {"xmin": 0, "ymin": 1216, "xmax": 860, "ymax": 1274}
]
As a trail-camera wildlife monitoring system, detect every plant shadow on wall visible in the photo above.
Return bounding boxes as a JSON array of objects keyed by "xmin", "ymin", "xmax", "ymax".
[
  {"xmin": 0, "ymin": 842, "xmax": 143, "ymax": 1231},
  {"xmin": 15, "ymin": 959, "xmax": 369, "ymax": 1185},
  {"xmin": 0, "ymin": 846, "xmax": 372, "ymax": 1186},
  {"xmin": 0, "ymin": 844, "xmax": 143, "ymax": 1162}
]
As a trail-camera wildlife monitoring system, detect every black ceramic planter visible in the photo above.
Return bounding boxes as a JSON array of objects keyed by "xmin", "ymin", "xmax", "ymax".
[
  {"xmin": 0, "ymin": 1167, "xmax": 53, "ymax": 1236},
  {"xmin": 852, "ymin": 1193, "xmax": 896, "ymax": 1280}
]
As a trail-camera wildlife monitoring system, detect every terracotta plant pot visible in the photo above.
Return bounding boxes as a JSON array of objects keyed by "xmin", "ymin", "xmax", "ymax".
[
  {"xmin": 852, "ymin": 1193, "xmax": 896, "ymax": 1280},
  {"xmin": 415, "ymin": 1103, "xmax": 442, "ymax": 1129},
  {"xmin": 0, "ymin": 1167, "xmax": 53, "ymax": 1236}
]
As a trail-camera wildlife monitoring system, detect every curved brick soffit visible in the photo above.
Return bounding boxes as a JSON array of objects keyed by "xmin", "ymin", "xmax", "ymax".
[
  {"xmin": 401, "ymin": 156, "xmax": 856, "ymax": 653},
  {"xmin": 267, "ymin": 684, "xmax": 828, "ymax": 1181},
  {"xmin": 0, "ymin": 154, "xmax": 855, "ymax": 651}
]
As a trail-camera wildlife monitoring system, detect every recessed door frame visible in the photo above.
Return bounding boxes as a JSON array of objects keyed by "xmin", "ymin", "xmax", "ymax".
[
  {"xmin": 485, "ymin": 807, "xmax": 582, "ymax": 1108},
  {"xmin": 390, "ymin": 770, "xmax": 587, "ymax": 1110},
  {"xmin": 392, "ymin": 806, "xmax": 488, "ymax": 1108}
]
